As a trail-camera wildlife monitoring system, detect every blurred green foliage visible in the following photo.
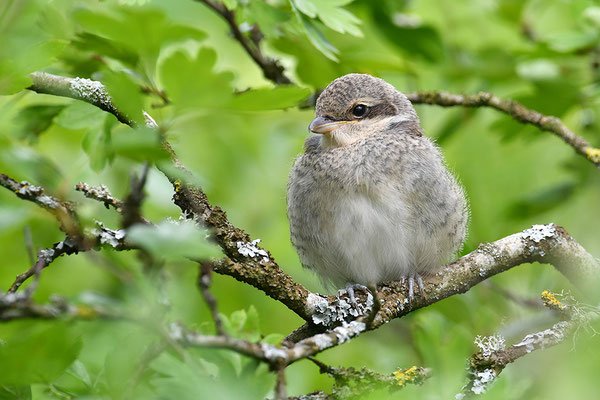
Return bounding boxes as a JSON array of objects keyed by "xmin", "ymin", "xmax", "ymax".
[{"xmin": 1, "ymin": 0, "xmax": 600, "ymax": 399}]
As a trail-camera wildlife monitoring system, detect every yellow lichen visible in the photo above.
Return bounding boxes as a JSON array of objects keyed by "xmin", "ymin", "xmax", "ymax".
[
  {"xmin": 393, "ymin": 366, "xmax": 420, "ymax": 386},
  {"xmin": 174, "ymin": 179, "xmax": 182, "ymax": 192},
  {"xmin": 77, "ymin": 305, "xmax": 97, "ymax": 319},
  {"xmin": 541, "ymin": 290, "xmax": 566, "ymax": 310},
  {"xmin": 585, "ymin": 147, "xmax": 600, "ymax": 163}
]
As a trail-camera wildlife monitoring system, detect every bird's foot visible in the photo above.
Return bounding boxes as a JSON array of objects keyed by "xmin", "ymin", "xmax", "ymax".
[
  {"xmin": 343, "ymin": 282, "xmax": 369, "ymax": 308},
  {"xmin": 401, "ymin": 273, "xmax": 425, "ymax": 305}
]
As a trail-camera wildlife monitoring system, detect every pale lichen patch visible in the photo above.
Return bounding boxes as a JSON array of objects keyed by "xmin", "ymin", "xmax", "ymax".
[
  {"xmin": 514, "ymin": 320, "xmax": 569, "ymax": 353},
  {"xmin": 474, "ymin": 334, "xmax": 506, "ymax": 359},
  {"xmin": 522, "ymin": 224, "xmax": 555, "ymax": 243},
  {"xmin": 236, "ymin": 239, "xmax": 269, "ymax": 263},
  {"xmin": 471, "ymin": 368, "xmax": 496, "ymax": 394}
]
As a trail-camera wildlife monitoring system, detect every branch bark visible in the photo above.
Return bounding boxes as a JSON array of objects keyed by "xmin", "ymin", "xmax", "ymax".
[
  {"xmin": 406, "ymin": 91, "xmax": 600, "ymax": 168},
  {"xmin": 196, "ymin": 0, "xmax": 292, "ymax": 84}
]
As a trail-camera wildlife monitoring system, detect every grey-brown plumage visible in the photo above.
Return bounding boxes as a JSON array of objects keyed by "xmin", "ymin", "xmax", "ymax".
[{"xmin": 287, "ymin": 74, "xmax": 468, "ymax": 292}]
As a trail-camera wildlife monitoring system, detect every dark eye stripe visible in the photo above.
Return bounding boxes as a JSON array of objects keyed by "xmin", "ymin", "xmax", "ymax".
[{"xmin": 368, "ymin": 102, "xmax": 398, "ymax": 118}]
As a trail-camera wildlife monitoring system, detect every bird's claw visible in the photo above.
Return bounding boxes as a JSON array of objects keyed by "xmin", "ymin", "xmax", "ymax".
[
  {"xmin": 343, "ymin": 282, "xmax": 369, "ymax": 308},
  {"xmin": 405, "ymin": 273, "xmax": 425, "ymax": 304}
]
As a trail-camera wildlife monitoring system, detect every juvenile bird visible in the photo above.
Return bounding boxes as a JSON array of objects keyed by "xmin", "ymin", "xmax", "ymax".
[{"xmin": 287, "ymin": 74, "xmax": 468, "ymax": 301}]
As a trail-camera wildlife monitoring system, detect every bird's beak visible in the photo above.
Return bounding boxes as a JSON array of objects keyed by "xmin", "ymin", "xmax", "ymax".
[{"xmin": 309, "ymin": 116, "xmax": 354, "ymax": 134}]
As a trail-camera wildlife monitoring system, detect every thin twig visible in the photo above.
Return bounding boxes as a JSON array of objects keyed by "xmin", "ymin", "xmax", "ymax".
[
  {"xmin": 198, "ymin": 261, "xmax": 226, "ymax": 336},
  {"xmin": 7, "ymin": 237, "xmax": 78, "ymax": 293},
  {"xmin": 274, "ymin": 367, "xmax": 287, "ymax": 400},
  {"xmin": 0, "ymin": 173, "xmax": 81, "ymax": 239},
  {"xmin": 122, "ymin": 163, "xmax": 150, "ymax": 228},
  {"xmin": 75, "ymin": 181, "xmax": 124, "ymax": 213},
  {"xmin": 23, "ymin": 226, "xmax": 35, "ymax": 266},
  {"xmin": 406, "ymin": 91, "xmax": 600, "ymax": 168}
]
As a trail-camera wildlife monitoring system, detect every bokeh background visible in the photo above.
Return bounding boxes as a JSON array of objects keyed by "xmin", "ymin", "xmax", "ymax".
[{"xmin": 1, "ymin": 0, "xmax": 599, "ymax": 398}]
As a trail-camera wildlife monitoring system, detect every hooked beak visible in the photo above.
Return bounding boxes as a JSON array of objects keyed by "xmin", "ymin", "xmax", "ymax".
[{"xmin": 309, "ymin": 116, "xmax": 355, "ymax": 134}]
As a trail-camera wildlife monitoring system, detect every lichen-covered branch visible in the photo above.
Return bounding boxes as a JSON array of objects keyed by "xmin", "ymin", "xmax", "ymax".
[
  {"xmin": 304, "ymin": 358, "xmax": 430, "ymax": 400},
  {"xmin": 22, "ymin": 72, "xmax": 600, "ymax": 349},
  {"xmin": 196, "ymin": 0, "xmax": 292, "ymax": 84},
  {"xmin": 169, "ymin": 319, "xmax": 366, "ymax": 366},
  {"xmin": 458, "ymin": 291, "xmax": 599, "ymax": 397},
  {"xmin": 0, "ymin": 172, "xmax": 80, "ymax": 237},
  {"xmin": 288, "ymin": 224, "xmax": 600, "ymax": 342},
  {"xmin": 26, "ymin": 73, "xmax": 313, "ymax": 321},
  {"xmin": 0, "ymin": 293, "xmax": 120, "ymax": 321},
  {"xmin": 406, "ymin": 91, "xmax": 600, "ymax": 168},
  {"xmin": 28, "ymin": 72, "xmax": 131, "ymax": 125},
  {"xmin": 75, "ymin": 181, "xmax": 124, "ymax": 213},
  {"xmin": 7, "ymin": 237, "xmax": 79, "ymax": 293}
]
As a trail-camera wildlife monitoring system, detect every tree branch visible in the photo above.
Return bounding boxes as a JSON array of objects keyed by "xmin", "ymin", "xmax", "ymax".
[
  {"xmin": 7, "ymin": 237, "xmax": 78, "ymax": 293},
  {"xmin": 27, "ymin": 72, "xmax": 131, "ymax": 125},
  {"xmin": 406, "ymin": 91, "xmax": 600, "ymax": 168},
  {"xmin": 458, "ymin": 290, "xmax": 599, "ymax": 397},
  {"xmin": 0, "ymin": 173, "xmax": 80, "ymax": 238},
  {"xmin": 196, "ymin": 0, "xmax": 292, "ymax": 84},
  {"xmin": 23, "ymin": 73, "xmax": 600, "ymax": 342},
  {"xmin": 0, "ymin": 294, "xmax": 121, "ymax": 321}
]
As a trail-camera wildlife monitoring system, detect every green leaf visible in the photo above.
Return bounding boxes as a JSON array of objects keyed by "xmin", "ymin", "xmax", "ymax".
[
  {"xmin": 227, "ymin": 86, "xmax": 311, "ymax": 111},
  {"xmin": 0, "ymin": 385, "xmax": 31, "ymax": 400},
  {"xmin": 110, "ymin": 126, "xmax": 169, "ymax": 162},
  {"xmin": 55, "ymin": 101, "xmax": 106, "ymax": 130},
  {"xmin": 297, "ymin": 13, "xmax": 339, "ymax": 61},
  {"xmin": 0, "ymin": 39, "xmax": 67, "ymax": 94},
  {"xmin": 0, "ymin": 323, "xmax": 82, "ymax": 385},
  {"xmin": 158, "ymin": 48, "xmax": 234, "ymax": 110},
  {"xmin": 127, "ymin": 219, "xmax": 222, "ymax": 261},
  {"xmin": 81, "ymin": 115, "xmax": 114, "ymax": 172},
  {"xmin": 104, "ymin": 328, "xmax": 156, "ymax": 396},
  {"xmin": 14, "ymin": 104, "xmax": 66, "ymax": 141},
  {"xmin": 102, "ymin": 71, "xmax": 145, "ymax": 125},
  {"xmin": 67, "ymin": 361, "xmax": 92, "ymax": 388},
  {"xmin": 73, "ymin": 6, "xmax": 206, "ymax": 75},
  {"xmin": 292, "ymin": 0, "xmax": 362, "ymax": 36},
  {"xmin": 372, "ymin": 7, "xmax": 444, "ymax": 63},
  {"xmin": 246, "ymin": 1, "xmax": 290, "ymax": 37},
  {"xmin": 544, "ymin": 30, "xmax": 598, "ymax": 53}
]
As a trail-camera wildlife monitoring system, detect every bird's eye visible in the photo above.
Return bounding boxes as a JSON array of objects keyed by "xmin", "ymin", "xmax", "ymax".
[{"xmin": 352, "ymin": 104, "xmax": 368, "ymax": 118}]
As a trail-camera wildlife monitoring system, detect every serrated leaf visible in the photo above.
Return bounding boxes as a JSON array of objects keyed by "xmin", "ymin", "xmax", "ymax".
[
  {"xmin": 227, "ymin": 86, "xmax": 310, "ymax": 111},
  {"xmin": 127, "ymin": 219, "xmax": 222, "ymax": 261},
  {"xmin": 293, "ymin": 0, "xmax": 318, "ymax": 18},
  {"xmin": 158, "ymin": 48, "xmax": 234, "ymax": 110},
  {"xmin": 298, "ymin": 13, "xmax": 339, "ymax": 61},
  {"xmin": 73, "ymin": 6, "xmax": 206, "ymax": 75},
  {"xmin": 0, "ymin": 39, "xmax": 67, "ymax": 94}
]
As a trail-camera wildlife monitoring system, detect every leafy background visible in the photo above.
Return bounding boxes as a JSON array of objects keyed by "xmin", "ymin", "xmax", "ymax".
[{"xmin": 1, "ymin": 0, "xmax": 600, "ymax": 398}]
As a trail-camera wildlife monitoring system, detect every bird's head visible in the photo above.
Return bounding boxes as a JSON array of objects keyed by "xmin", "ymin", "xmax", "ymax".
[{"xmin": 310, "ymin": 74, "xmax": 419, "ymax": 148}]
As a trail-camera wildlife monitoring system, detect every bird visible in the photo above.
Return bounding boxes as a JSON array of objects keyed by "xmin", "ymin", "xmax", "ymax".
[{"xmin": 287, "ymin": 73, "xmax": 468, "ymax": 302}]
